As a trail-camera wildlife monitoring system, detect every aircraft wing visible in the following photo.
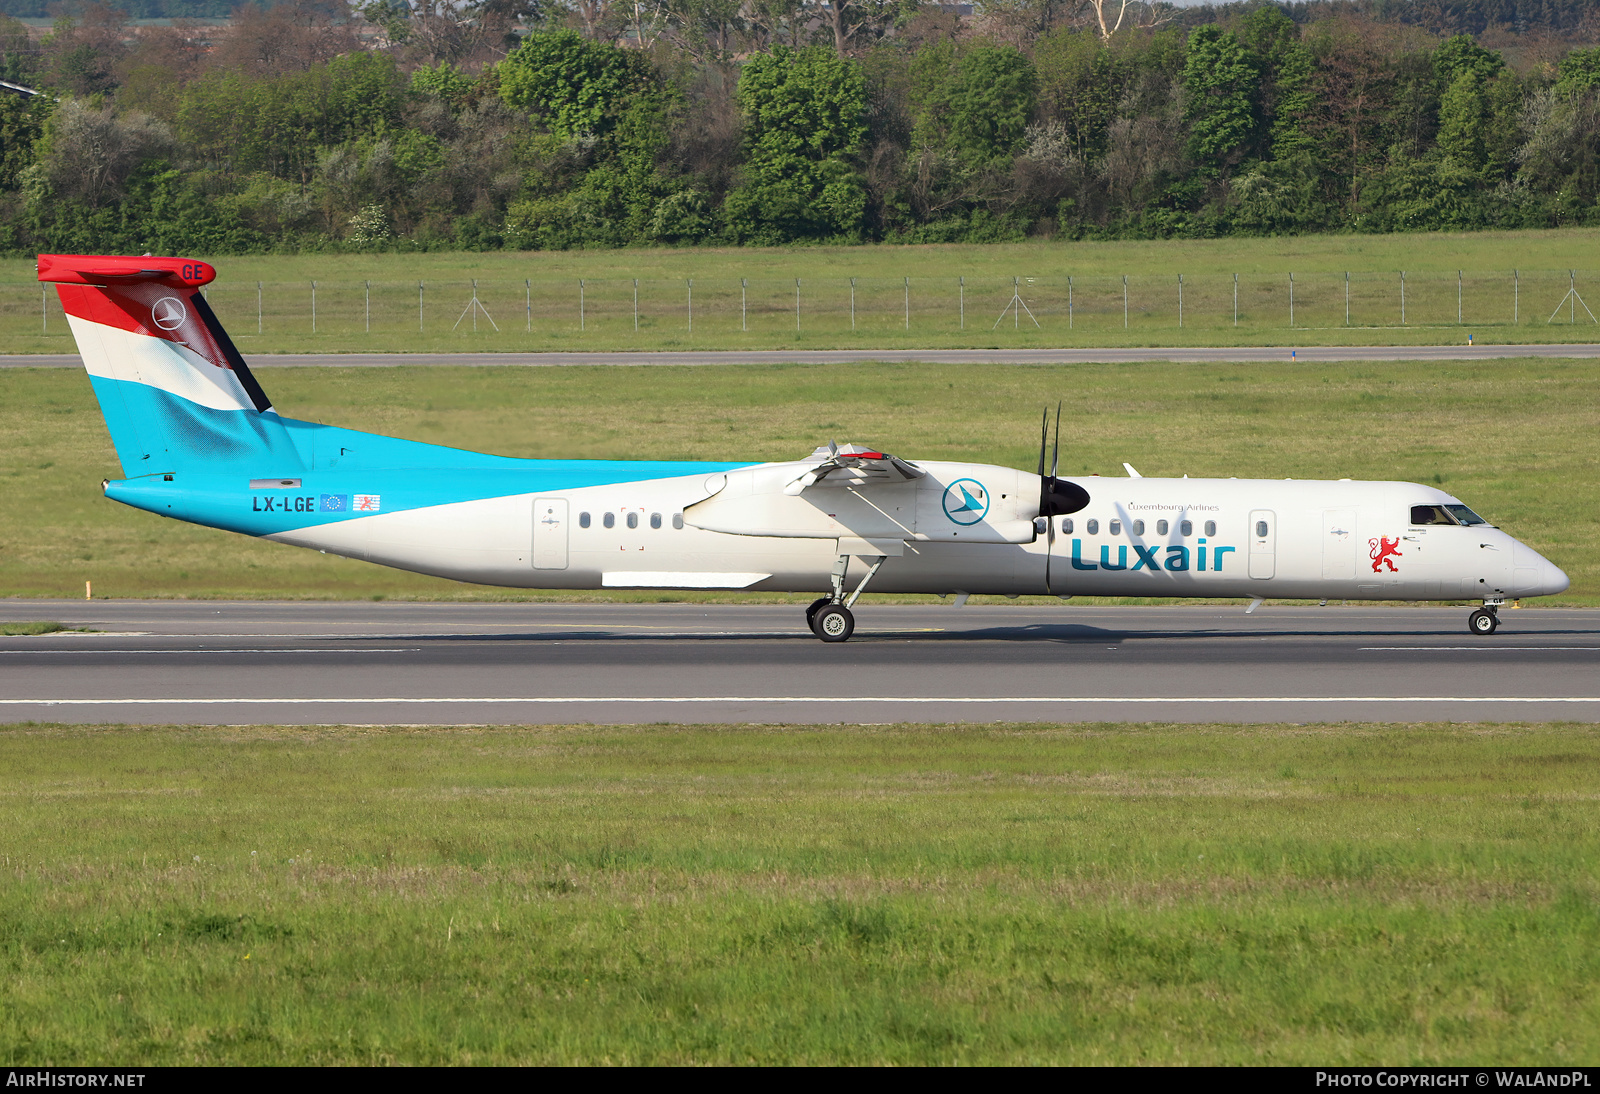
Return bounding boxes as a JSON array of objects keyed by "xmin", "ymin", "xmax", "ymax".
[{"xmin": 783, "ymin": 443, "xmax": 924, "ymax": 495}]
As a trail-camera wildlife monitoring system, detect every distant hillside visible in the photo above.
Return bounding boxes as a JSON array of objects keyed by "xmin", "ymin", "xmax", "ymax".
[
  {"xmin": 0, "ymin": 0, "xmax": 306, "ymax": 17},
  {"xmin": 1185, "ymin": 0, "xmax": 1600, "ymax": 34}
]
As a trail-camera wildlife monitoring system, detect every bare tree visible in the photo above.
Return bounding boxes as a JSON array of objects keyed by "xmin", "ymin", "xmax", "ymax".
[
  {"xmin": 43, "ymin": 99, "xmax": 175, "ymax": 207},
  {"xmin": 215, "ymin": 0, "xmax": 360, "ymax": 77},
  {"xmin": 815, "ymin": 0, "xmax": 900, "ymax": 55}
]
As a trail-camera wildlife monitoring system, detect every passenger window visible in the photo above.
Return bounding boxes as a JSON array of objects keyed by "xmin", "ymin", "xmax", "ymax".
[
  {"xmin": 1255, "ymin": 520, "xmax": 1269, "ymax": 538},
  {"xmin": 1180, "ymin": 520, "xmax": 1192, "ymax": 536},
  {"xmin": 1132, "ymin": 519, "xmax": 1144, "ymax": 536},
  {"xmin": 626, "ymin": 512, "xmax": 639, "ymax": 529},
  {"xmin": 1061, "ymin": 517, "xmax": 1073, "ymax": 534},
  {"xmin": 603, "ymin": 512, "xmax": 615, "ymax": 529},
  {"xmin": 1411, "ymin": 504, "xmax": 1456, "ymax": 526},
  {"xmin": 1157, "ymin": 520, "xmax": 1168, "ymax": 535},
  {"xmin": 1109, "ymin": 519, "xmax": 1122, "ymax": 535},
  {"xmin": 1086, "ymin": 519, "xmax": 1099, "ymax": 535},
  {"xmin": 578, "ymin": 512, "xmax": 590, "ymax": 529},
  {"xmin": 1204, "ymin": 520, "xmax": 1216, "ymax": 536},
  {"xmin": 672, "ymin": 513, "xmax": 684, "ymax": 529},
  {"xmin": 650, "ymin": 512, "xmax": 662, "ymax": 530}
]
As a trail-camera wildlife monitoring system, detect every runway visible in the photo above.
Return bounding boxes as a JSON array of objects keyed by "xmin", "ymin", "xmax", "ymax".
[
  {"xmin": 5, "ymin": 344, "xmax": 1600, "ymax": 368},
  {"xmin": 2, "ymin": 600, "xmax": 1596, "ymax": 725}
]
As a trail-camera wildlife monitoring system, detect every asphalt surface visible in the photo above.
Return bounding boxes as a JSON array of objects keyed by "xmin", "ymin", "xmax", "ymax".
[
  {"xmin": 2, "ymin": 600, "xmax": 1596, "ymax": 725},
  {"xmin": 5, "ymin": 344, "xmax": 1600, "ymax": 368}
]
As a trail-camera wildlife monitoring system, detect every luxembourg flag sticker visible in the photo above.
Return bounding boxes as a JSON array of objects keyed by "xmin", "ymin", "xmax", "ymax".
[{"xmin": 353, "ymin": 494, "xmax": 381, "ymax": 512}]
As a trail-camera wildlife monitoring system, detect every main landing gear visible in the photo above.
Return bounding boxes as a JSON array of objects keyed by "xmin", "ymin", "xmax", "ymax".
[
  {"xmin": 805, "ymin": 551, "xmax": 888, "ymax": 642},
  {"xmin": 1468, "ymin": 600, "xmax": 1502, "ymax": 635}
]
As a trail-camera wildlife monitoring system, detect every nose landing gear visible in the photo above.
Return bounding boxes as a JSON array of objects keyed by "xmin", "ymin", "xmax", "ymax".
[{"xmin": 1467, "ymin": 600, "xmax": 1502, "ymax": 635}]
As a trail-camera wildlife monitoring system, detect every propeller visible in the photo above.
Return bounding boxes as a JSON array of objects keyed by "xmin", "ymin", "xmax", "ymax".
[{"xmin": 1035, "ymin": 402, "xmax": 1091, "ymax": 594}]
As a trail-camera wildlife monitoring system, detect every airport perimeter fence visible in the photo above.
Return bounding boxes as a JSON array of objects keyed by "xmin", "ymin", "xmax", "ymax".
[{"xmin": 8, "ymin": 269, "xmax": 1600, "ymax": 346}]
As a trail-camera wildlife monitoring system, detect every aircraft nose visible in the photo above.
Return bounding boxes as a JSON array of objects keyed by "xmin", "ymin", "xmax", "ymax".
[{"xmin": 1541, "ymin": 558, "xmax": 1570, "ymax": 596}]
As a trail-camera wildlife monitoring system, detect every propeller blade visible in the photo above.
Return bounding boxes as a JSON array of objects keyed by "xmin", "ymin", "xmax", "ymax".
[
  {"xmin": 1050, "ymin": 400, "xmax": 1061, "ymax": 479},
  {"xmin": 1036, "ymin": 408, "xmax": 1048, "ymax": 479}
]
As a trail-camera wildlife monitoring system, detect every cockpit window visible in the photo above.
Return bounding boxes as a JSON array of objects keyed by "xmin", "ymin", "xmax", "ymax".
[
  {"xmin": 1410, "ymin": 504, "xmax": 1456, "ymax": 526},
  {"xmin": 1443, "ymin": 504, "xmax": 1490, "ymax": 527}
]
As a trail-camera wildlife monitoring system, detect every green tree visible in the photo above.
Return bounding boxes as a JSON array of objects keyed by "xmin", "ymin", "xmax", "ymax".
[
  {"xmin": 1433, "ymin": 34, "xmax": 1502, "ymax": 88},
  {"xmin": 1033, "ymin": 29, "xmax": 1125, "ymax": 162},
  {"xmin": 178, "ymin": 52, "xmax": 407, "ymax": 183},
  {"xmin": 1554, "ymin": 47, "xmax": 1600, "ymax": 96},
  {"xmin": 725, "ymin": 45, "xmax": 868, "ymax": 243},
  {"xmin": 0, "ymin": 90, "xmax": 48, "ymax": 192},
  {"xmin": 1437, "ymin": 69, "xmax": 1488, "ymax": 173},
  {"xmin": 912, "ymin": 43, "xmax": 1036, "ymax": 171},
  {"xmin": 497, "ymin": 29, "xmax": 657, "ymax": 140},
  {"xmin": 1183, "ymin": 25, "xmax": 1258, "ymax": 175}
]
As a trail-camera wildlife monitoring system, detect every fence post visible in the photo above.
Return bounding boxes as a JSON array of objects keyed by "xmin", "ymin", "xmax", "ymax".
[
  {"xmin": 687, "ymin": 279, "xmax": 692, "ymax": 333},
  {"xmin": 1457, "ymin": 270, "xmax": 1462, "ymax": 324},
  {"xmin": 579, "ymin": 279, "xmax": 585, "ymax": 332},
  {"xmin": 1400, "ymin": 271, "xmax": 1406, "ymax": 325},
  {"xmin": 526, "ymin": 279, "xmax": 532, "ymax": 333},
  {"xmin": 795, "ymin": 279, "xmax": 800, "ymax": 332},
  {"xmin": 1068, "ymin": 276, "xmax": 1073, "ymax": 330},
  {"xmin": 1288, "ymin": 272, "xmax": 1294, "ymax": 328},
  {"xmin": 1514, "ymin": 269, "xmax": 1519, "ymax": 324},
  {"xmin": 1123, "ymin": 275, "xmax": 1128, "ymax": 329},
  {"xmin": 1178, "ymin": 274, "xmax": 1183, "ymax": 328},
  {"xmin": 311, "ymin": 280, "xmax": 317, "ymax": 333},
  {"xmin": 904, "ymin": 277, "xmax": 909, "ymax": 331},
  {"xmin": 365, "ymin": 280, "xmax": 370, "ymax": 333},
  {"xmin": 851, "ymin": 278, "xmax": 857, "ymax": 331},
  {"xmin": 959, "ymin": 277, "xmax": 964, "ymax": 330},
  {"xmin": 41, "ymin": 285, "xmax": 46, "ymax": 332},
  {"xmin": 632, "ymin": 279, "xmax": 638, "ymax": 332},
  {"xmin": 742, "ymin": 279, "xmax": 747, "ymax": 332},
  {"xmin": 1233, "ymin": 273, "xmax": 1238, "ymax": 327},
  {"xmin": 419, "ymin": 281, "xmax": 424, "ymax": 332},
  {"xmin": 257, "ymin": 281, "xmax": 263, "ymax": 334},
  {"xmin": 1344, "ymin": 272, "xmax": 1349, "ymax": 326}
]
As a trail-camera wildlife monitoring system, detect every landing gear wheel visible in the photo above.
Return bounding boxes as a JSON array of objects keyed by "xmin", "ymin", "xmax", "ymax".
[
  {"xmin": 812, "ymin": 604, "xmax": 855, "ymax": 643},
  {"xmin": 1468, "ymin": 608, "xmax": 1499, "ymax": 635},
  {"xmin": 804, "ymin": 597, "xmax": 832, "ymax": 633}
]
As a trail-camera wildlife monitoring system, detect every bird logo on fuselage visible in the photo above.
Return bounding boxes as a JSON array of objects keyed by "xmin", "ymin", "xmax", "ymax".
[{"xmin": 942, "ymin": 479, "xmax": 990, "ymax": 526}]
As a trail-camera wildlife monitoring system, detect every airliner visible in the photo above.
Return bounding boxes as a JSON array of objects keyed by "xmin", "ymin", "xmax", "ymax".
[{"xmin": 40, "ymin": 253, "xmax": 1569, "ymax": 641}]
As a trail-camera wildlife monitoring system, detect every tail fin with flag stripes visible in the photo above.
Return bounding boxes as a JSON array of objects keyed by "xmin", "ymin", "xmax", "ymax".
[{"xmin": 38, "ymin": 253, "xmax": 302, "ymax": 478}]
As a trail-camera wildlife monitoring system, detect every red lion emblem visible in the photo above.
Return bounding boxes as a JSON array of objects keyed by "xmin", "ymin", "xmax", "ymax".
[{"xmin": 1369, "ymin": 536, "xmax": 1403, "ymax": 572}]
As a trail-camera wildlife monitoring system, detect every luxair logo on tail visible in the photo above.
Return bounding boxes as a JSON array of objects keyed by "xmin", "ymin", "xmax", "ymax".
[
  {"xmin": 942, "ymin": 479, "xmax": 990, "ymax": 525},
  {"xmin": 37, "ymin": 253, "xmax": 294, "ymax": 477}
]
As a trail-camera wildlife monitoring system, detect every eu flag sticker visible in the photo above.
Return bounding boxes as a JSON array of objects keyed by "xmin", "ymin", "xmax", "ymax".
[{"xmin": 320, "ymin": 494, "xmax": 349, "ymax": 512}]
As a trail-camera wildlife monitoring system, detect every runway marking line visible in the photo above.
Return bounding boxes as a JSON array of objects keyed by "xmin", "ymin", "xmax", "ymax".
[
  {"xmin": 0, "ymin": 649, "xmax": 422, "ymax": 656},
  {"xmin": 3, "ymin": 696, "xmax": 1600, "ymax": 706},
  {"xmin": 1359, "ymin": 646, "xmax": 1600, "ymax": 652}
]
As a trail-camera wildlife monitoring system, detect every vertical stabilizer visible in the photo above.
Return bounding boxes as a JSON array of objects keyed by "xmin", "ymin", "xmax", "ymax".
[{"xmin": 38, "ymin": 254, "xmax": 301, "ymax": 477}]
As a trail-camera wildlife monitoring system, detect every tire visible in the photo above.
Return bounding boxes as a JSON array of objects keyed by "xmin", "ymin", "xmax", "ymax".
[
  {"xmin": 813, "ymin": 604, "xmax": 854, "ymax": 643},
  {"xmin": 1468, "ymin": 609, "xmax": 1498, "ymax": 635},
  {"xmin": 804, "ymin": 597, "xmax": 832, "ymax": 632}
]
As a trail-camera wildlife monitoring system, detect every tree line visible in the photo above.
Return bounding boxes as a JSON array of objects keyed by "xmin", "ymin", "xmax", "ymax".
[{"xmin": 5, "ymin": 0, "xmax": 1600, "ymax": 254}]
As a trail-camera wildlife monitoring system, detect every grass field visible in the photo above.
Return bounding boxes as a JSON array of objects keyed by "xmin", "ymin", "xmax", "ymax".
[
  {"xmin": 3, "ymin": 721, "xmax": 1598, "ymax": 1064},
  {"xmin": 7, "ymin": 229, "xmax": 1600, "ymax": 353},
  {"xmin": 0, "ymin": 358, "xmax": 1593, "ymax": 603}
]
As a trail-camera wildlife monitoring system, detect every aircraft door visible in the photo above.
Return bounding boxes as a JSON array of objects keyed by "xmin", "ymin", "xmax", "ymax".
[
  {"xmin": 1248, "ymin": 509, "xmax": 1276, "ymax": 579},
  {"xmin": 532, "ymin": 498, "xmax": 569, "ymax": 569},
  {"xmin": 1322, "ymin": 509, "xmax": 1356, "ymax": 580}
]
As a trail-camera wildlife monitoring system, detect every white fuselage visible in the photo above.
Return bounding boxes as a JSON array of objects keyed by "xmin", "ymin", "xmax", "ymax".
[{"xmin": 268, "ymin": 459, "xmax": 1569, "ymax": 603}]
